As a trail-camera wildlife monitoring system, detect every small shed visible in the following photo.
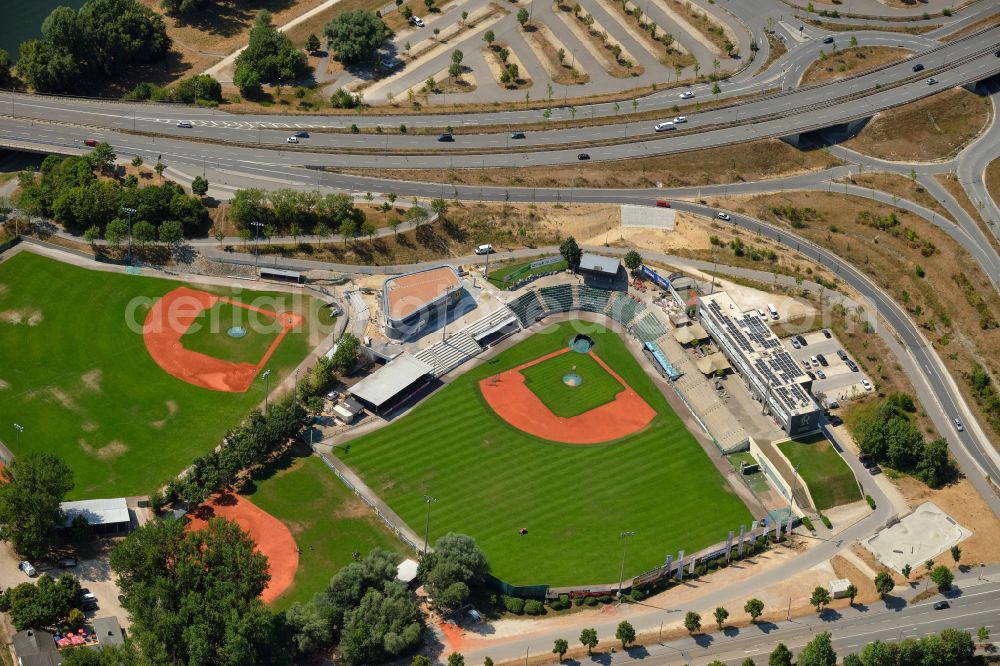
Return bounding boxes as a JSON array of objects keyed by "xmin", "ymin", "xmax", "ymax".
[
  {"xmin": 332, "ymin": 396, "xmax": 365, "ymax": 423},
  {"xmin": 92, "ymin": 617, "xmax": 124, "ymax": 647},
  {"xmin": 12, "ymin": 629, "xmax": 60, "ymax": 666},
  {"xmin": 61, "ymin": 498, "xmax": 132, "ymax": 535},
  {"xmin": 830, "ymin": 578, "xmax": 852, "ymax": 599},
  {"xmin": 397, "ymin": 558, "xmax": 420, "ymax": 586}
]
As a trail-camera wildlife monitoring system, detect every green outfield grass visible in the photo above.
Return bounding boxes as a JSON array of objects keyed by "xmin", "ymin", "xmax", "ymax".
[
  {"xmin": 0, "ymin": 252, "xmax": 331, "ymax": 498},
  {"xmin": 241, "ymin": 444, "xmax": 407, "ymax": 611},
  {"xmin": 487, "ymin": 258, "xmax": 568, "ymax": 289},
  {"xmin": 180, "ymin": 300, "xmax": 280, "ymax": 364},
  {"xmin": 777, "ymin": 434, "xmax": 861, "ymax": 511},
  {"xmin": 520, "ymin": 351, "xmax": 623, "ymax": 418},
  {"xmin": 336, "ymin": 320, "xmax": 752, "ymax": 587}
]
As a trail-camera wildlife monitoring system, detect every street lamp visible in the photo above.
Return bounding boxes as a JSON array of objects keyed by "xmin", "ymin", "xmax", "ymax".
[
  {"xmin": 788, "ymin": 463, "xmax": 801, "ymax": 518},
  {"xmin": 422, "ymin": 495, "xmax": 437, "ymax": 556},
  {"xmin": 121, "ymin": 206, "xmax": 137, "ymax": 264},
  {"xmin": 262, "ymin": 369, "xmax": 272, "ymax": 412},
  {"xmin": 250, "ymin": 221, "xmax": 264, "ymax": 267},
  {"xmin": 13, "ymin": 423, "xmax": 23, "ymax": 449},
  {"xmin": 617, "ymin": 531, "xmax": 635, "ymax": 597}
]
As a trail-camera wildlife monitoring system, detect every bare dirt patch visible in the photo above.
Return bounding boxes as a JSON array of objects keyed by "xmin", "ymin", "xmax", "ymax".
[
  {"xmin": 831, "ymin": 555, "xmax": 878, "ymax": 603},
  {"xmin": 81, "ymin": 369, "xmax": 103, "ymax": 393},
  {"xmin": 844, "ymin": 87, "xmax": 993, "ymax": 161},
  {"xmin": 762, "ymin": 32, "xmax": 787, "ymax": 72},
  {"xmin": 0, "ymin": 309, "xmax": 43, "ymax": 326},
  {"xmin": 0, "ymin": 283, "xmax": 7, "ymax": 298},
  {"xmin": 934, "ymin": 173, "xmax": 1000, "ymax": 255},
  {"xmin": 0, "ymin": 379, "xmax": 8, "ymax": 390},
  {"xmin": 800, "ymin": 46, "xmax": 913, "ymax": 85},
  {"xmin": 79, "ymin": 439, "xmax": 130, "ymax": 461},
  {"xmin": 986, "ymin": 156, "xmax": 1000, "ymax": 213},
  {"xmin": 339, "ymin": 139, "xmax": 843, "ymax": 188},
  {"xmin": 81, "ymin": 422, "xmax": 98, "ymax": 433},
  {"xmin": 838, "ymin": 171, "xmax": 954, "ymax": 222},
  {"xmin": 47, "ymin": 388, "xmax": 81, "ymax": 413},
  {"xmin": 943, "ymin": 12, "xmax": 1000, "ymax": 42}
]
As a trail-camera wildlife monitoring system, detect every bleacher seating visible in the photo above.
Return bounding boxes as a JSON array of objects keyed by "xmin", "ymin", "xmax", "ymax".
[
  {"xmin": 416, "ymin": 331, "xmax": 482, "ymax": 376},
  {"xmin": 608, "ymin": 295, "xmax": 645, "ymax": 327},
  {"xmin": 508, "ymin": 291, "xmax": 546, "ymax": 327},
  {"xmin": 576, "ymin": 286, "xmax": 612, "ymax": 313},
  {"xmin": 539, "ymin": 284, "xmax": 574, "ymax": 312},
  {"xmin": 465, "ymin": 306, "xmax": 519, "ymax": 340},
  {"xmin": 633, "ymin": 312, "xmax": 668, "ymax": 343}
]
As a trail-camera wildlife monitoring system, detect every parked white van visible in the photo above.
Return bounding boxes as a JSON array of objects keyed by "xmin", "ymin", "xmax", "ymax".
[{"xmin": 767, "ymin": 304, "xmax": 779, "ymax": 320}]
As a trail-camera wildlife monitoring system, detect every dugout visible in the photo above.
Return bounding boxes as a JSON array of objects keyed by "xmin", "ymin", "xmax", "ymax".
[
  {"xmin": 578, "ymin": 254, "xmax": 624, "ymax": 290},
  {"xmin": 349, "ymin": 353, "xmax": 435, "ymax": 416},
  {"xmin": 61, "ymin": 498, "xmax": 132, "ymax": 536},
  {"xmin": 260, "ymin": 266, "xmax": 304, "ymax": 284}
]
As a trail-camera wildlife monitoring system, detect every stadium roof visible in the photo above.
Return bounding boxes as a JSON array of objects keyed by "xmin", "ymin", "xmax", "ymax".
[
  {"xmin": 349, "ymin": 353, "xmax": 434, "ymax": 408},
  {"xmin": 579, "ymin": 253, "xmax": 620, "ymax": 275},
  {"xmin": 384, "ymin": 266, "xmax": 462, "ymax": 321},
  {"xmin": 61, "ymin": 498, "xmax": 130, "ymax": 528}
]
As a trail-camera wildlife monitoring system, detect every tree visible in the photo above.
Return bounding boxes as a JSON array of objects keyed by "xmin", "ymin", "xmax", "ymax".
[
  {"xmin": 413, "ymin": 658, "xmax": 433, "ymax": 666},
  {"xmin": 448, "ymin": 653, "xmax": 464, "ymax": 666},
  {"xmin": 684, "ymin": 611, "xmax": 701, "ymax": 634},
  {"xmin": 0, "ymin": 48, "xmax": 11, "ymax": 87},
  {"xmin": 419, "ymin": 533, "xmax": 490, "ymax": 597},
  {"xmin": 83, "ymin": 225, "xmax": 100, "ymax": 245},
  {"xmin": 324, "ymin": 10, "xmax": 387, "ymax": 64},
  {"xmin": 484, "ymin": 30, "xmax": 496, "ymax": 47},
  {"xmin": 768, "ymin": 643, "xmax": 793, "ymax": 666},
  {"xmin": 845, "ymin": 583, "xmax": 858, "ymax": 605},
  {"xmin": 553, "ymin": 638, "xmax": 569, "ymax": 662},
  {"xmin": 234, "ymin": 11, "xmax": 309, "ymax": 88},
  {"xmin": 810, "ymin": 586, "xmax": 832, "ymax": 613},
  {"xmin": 930, "ymin": 565, "xmax": 953, "ymax": 591},
  {"xmin": 388, "ymin": 217, "xmax": 401, "ymax": 236},
  {"xmin": 89, "ymin": 141, "xmax": 116, "ymax": 176},
  {"xmin": 2, "ymin": 574, "xmax": 82, "ymax": 631},
  {"xmin": 579, "ymin": 628, "xmax": 598, "ymax": 655},
  {"xmin": 406, "ymin": 205, "xmax": 430, "ymax": 227},
  {"xmin": 744, "ymin": 598, "xmax": 764, "ymax": 623},
  {"xmin": 798, "ymin": 631, "xmax": 836, "ymax": 666},
  {"xmin": 431, "ymin": 198, "xmax": 448, "ymax": 219},
  {"xmin": 714, "ymin": 606, "xmax": 729, "ymax": 630},
  {"xmin": 331, "ymin": 332, "xmax": 360, "ymax": 375},
  {"xmin": 741, "ymin": 660, "xmax": 756, "ymax": 666},
  {"xmin": 191, "ymin": 175, "xmax": 209, "ymax": 197},
  {"xmin": 615, "ymin": 621, "xmax": 635, "ymax": 649},
  {"xmin": 902, "ymin": 564, "xmax": 912, "ymax": 580},
  {"xmin": 917, "ymin": 438, "xmax": 950, "ymax": 488},
  {"xmin": 131, "ymin": 156, "xmax": 143, "ymax": 169},
  {"xmin": 711, "ymin": 82, "xmax": 721, "ymax": 98},
  {"xmin": 0, "ymin": 453, "xmax": 74, "ymax": 559},
  {"xmin": 131, "ymin": 220, "xmax": 155, "ymax": 249},
  {"xmin": 978, "ymin": 626, "xmax": 990, "ymax": 644},
  {"xmin": 305, "ymin": 33, "xmax": 321, "ymax": 53},
  {"xmin": 105, "ymin": 218, "xmax": 129, "ymax": 248},
  {"xmin": 484, "ymin": 659, "xmax": 493, "ymax": 666},
  {"xmin": 874, "ymin": 572, "xmax": 894, "ymax": 599},
  {"xmin": 154, "ymin": 161, "xmax": 166, "ymax": 181},
  {"xmin": 517, "ymin": 7, "xmax": 530, "ymax": 27},
  {"xmin": 158, "ymin": 220, "xmax": 184, "ymax": 247},
  {"xmin": 623, "ymin": 249, "xmax": 642, "ymax": 273},
  {"xmin": 111, "ymin": 517, "xmax": 279, "ymax": 665},
  {"xmin": 950, "ymin": 545, "xmax": 962, "ymax": 565},
  {"xmin": 559, "ymin": 236, "xmax": 582, "ymax": 271},
  {"xmin": 849, "ymin": 34, "xmax": 858, "ymax": 47}
]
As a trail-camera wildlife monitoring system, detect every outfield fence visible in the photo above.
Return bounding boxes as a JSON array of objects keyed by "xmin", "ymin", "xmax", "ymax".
[{"xmin": 0, "ymin": 234, "xmax": 19, "ymax": 255}]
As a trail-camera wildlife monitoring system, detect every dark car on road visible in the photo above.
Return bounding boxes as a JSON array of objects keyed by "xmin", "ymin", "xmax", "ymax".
[
  {"xmin": 577, "ymin": 153, "xmax": 590, "ymax": 160},
  {"xmin": 933, "ymin": 600, "xmax": 950, "ymax": 610},
  {"xmin": 293, "ymin": 131, "xmax": 309, "ymax": 138},
  {"xmin": 437, "ymin": 133, "xmax": 454, "ymax": 142},
  {"xmin": 912, "ymin": 63, "xmax": 924, "ymax": 72},
  {"xmin": 822, "ymin": 36, "xmax": 834, "ymax": 44},
  {"xmin": 510, "ymin": 132, "xmax": 526, "ymax": 139}
]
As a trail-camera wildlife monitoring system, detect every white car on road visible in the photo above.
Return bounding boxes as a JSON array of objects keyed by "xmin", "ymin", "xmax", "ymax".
[
  {"xmin": 717, "ymin": 212, "xmax": 731, "ymax": 221},
  {"xmin": 679, "ymin": 91, "xmax": 694, "ymax": 99},
  {"xmin": 673, "ymin": 116, "xmax": 687, "ymax": 123},
  {"xmin": 861, "ymin": 379, "xmax": 873, "ymax": 391},
  {"xmin": 286, "ymin": 136, "xmax": 299, "ymax": 144},
  {"xmin": 654, "ymin": 121, "xmax": 676, "ymax": 132},
  {"xmin": 410, "ymin": 16, "xmax": 425, "ymax": 27},
  {"xmin": 177, "ymin": 121, "xmax": 192, "ymax": 128}
]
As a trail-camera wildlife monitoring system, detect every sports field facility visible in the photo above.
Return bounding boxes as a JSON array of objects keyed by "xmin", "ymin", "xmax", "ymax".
[
  {"xmin": 520, "ymin": 351, "xmax": 622, "ymax": 418},
  {"xmin": 337, "ymin": 320, "xmax": 752, "ymax": 587},
  {"xmin": 0, "ymin": 252, "xmax": 331, "ymax": 498},
  {"xmin": 777, "ymin": 434, "xmax": 861, "ymax": 511}
]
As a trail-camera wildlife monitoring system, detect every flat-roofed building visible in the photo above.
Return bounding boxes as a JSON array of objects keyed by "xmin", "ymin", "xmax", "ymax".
[{"xmin": 382, "ymin": 266, "xmax": 463, "ymax": 339}]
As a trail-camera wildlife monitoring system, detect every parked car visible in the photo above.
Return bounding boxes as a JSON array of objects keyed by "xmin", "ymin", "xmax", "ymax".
[
  {"xmin": 816, "ymin": 369, "xmax": 826, "ymax": 380},
  {"xmin": 829, "ymin": 415, "xmax": 843, "ymax": 426},
  {"xmin": 673, "ymin": 116, "xmax": 687, "ymax": 123},
  {"xmin": 816, "ymin": 353, "xmax": 828, "ymax": 366},
  {"xmin": 177, "ymin": 120, "xmax": 192, "ymax": 128},
  {"xmin": 933, "ymin": 600, "xmax": 950, "ymax": 610},
  {"xmin": 80, "ymin": 589, "xmax": 98, "ymax": 611},
  {"xmin": 19, "ymin": 561, "xmax": 37, "ymax": 577},
  {"xmin": 84, "ymin": 138, "xmax": 98, "ymax": 147},
  {"xmin": 655, "ymin": 200, "xmax": 671, "ymax": 208},
  {"xmin": 717, "ymin": 212, "xmax": 731, "ymax": 221},
  {"xmin": 796, "ymin": 335, "xmax": 807, "ymax": 346},
  {"xmin": 474, "ymin": 244, "xmax": 495, "ymax": 255},
  {"xmin": 57, "ymin": 557, "xmax": 78, "ymax": 568},
  {"xmin": 912, "ymin": 63, "xmax": 924, "ymax": 72},
  {"xmin": 791, "ymin": 338, "xmax": 801, "ymax": 349},
  {"xmin": 822, "ymin": 328, "xmax": 832, "ymax": 338},
  {"xmin": 954, "ymin": 418, "xmax": 964, "ymax": 432},
  {"xmin": 861, "ymin": 378, "xmax": 873, "ymax": 391},
  {"xmin": 510, "ymin": 132, "xmax": 526, "ymax": 139},
  {"xmin": 679, "ymin": 91, "xmax": 695, "ymax": 99},
  {"xmin": 810, "ymin": 355, "xmax": 819, "ymax": 366},
  {"xmin": 437, "ymin": 133, "xmax": 454, "ymax": 142},
  {"xmin": 868, "ymin": 465, "xmax": 882, "ymax": 475},
  {"xmin": 286, "ymin": 136, "xmax": 299, "ymax": 144},
  {"xmin": 847, "ymin": 360, "xmax": 859, "ymax": 372},
  {"xmin": 926, "ymin": 77, "xmax": 938, "ymax": 85},
  {"xmin": 293, "ymin": 131, "xmax": 310, "ymax": 138},
  {"xmin": 410, "ymin": 16, "xmax": 425, "ymax": 27},
  {"xmin": 837, "ymin": 349, "xmax": 848, "ymax": 361},
  {"xmin": 858, "ymin": 453, "xmax": 873, "ymax": 467},
  {"xmin": 654, "ymin": 121, "xmax": 676, "ymax": 132},
  {"xmin": 577, "ymin": 153, "xmax": 590, "ymax": 160}
]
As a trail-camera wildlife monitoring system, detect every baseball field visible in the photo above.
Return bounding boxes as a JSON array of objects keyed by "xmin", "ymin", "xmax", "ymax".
[
  {"xmin": 336, "ymin": 320, "xmax": 753, "ymax": 587},
  {"xmin": 0, "ymin": 251, "xmax": 332, "ymax": 498}
]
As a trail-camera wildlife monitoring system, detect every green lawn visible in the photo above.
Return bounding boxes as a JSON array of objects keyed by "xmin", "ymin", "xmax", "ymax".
[
  {"xmin": 0, "ymin": 252, "xmax": 331, "ymax": 498},
  {"xmin": 487, "ymin": 258, "xmax": 568, "ymax": 289},
  {"xmin": 777, "ymin": 434, "xmax": 861, "ymax": 511},
  {"xmin": 336, "ymin": 321, "xmax": 752, "ymax": 587},
  {"xmin": 180, "ymin": 299, "xmax": 280, "ymax": 364},
  {"xmin": 241, "ymin": 445, "xmax": 407, "ymax": 611},
  {"xmin": 520, "ymin": 351, "xmax": 623, "ymax": 418}
]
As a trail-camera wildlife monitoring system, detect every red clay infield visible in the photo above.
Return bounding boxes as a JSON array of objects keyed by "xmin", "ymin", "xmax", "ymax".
[
  {"xmin": 187, "ymin": 492, "xmax": 298, "ymax": 604},
  {"xmin": 143, "ymin": 286, "xmax": 303, "ymax": 393},
  {"xmin": 479, "ymin": 348, "xmax": 656, "ymax": 444}
]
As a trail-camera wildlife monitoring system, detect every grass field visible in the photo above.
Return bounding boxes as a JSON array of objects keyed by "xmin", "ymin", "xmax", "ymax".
[
  {"xmin": 487, "ymin": 258, "xmax": 568, "ymax": 289},
  {"xmin": 777, "ymin": 434, "xmax": 861, "ymax": 511},
  {"xmin": 240, "ymin": 444, "xmax": 407, "ymax": 611},
  {"xmin": 180, "ymin": 300, "xmax": 280, "ymax": 364},
  {"xmin": 336, "ymin": 321, "xmax": 752, "ymax": 587},
  {"xmin": 521, "ymin": 352, "xmax": 622, "ymax": 418},
  {"xmin": 0, "ymin": 252, "xmax": 331, "ymax": 498}
]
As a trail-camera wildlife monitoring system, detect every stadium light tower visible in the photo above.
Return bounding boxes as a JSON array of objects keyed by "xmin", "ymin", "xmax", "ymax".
[
  {"xmin": 251, "ymin": 221, "xmax": 265, "ymax": 267},
  {"xmin": 121, "ymin": 206, "xmax": 137, "ymax": 265},
  {"xmin": 787, "ymin": 463, "xmax": 801, "ymax": 518},
  {"xmin": 422, "ymin": 495, "xmax": 437, "ymax": 556},
  {"xmin": 262, "ymin": 369, "xmax": 272, "ymax": 412},
  {"xmin": 13, "ymin": 423, "xmax": 23, "ymax": 449},
  {"xmin": 617, "ymin": 530, "xmax": 636, "ymax": 597}
]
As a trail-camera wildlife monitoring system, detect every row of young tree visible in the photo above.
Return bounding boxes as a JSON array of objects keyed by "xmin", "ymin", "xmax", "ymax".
[
  {"xmin": 852, "ymin": 393, "xmax": 954, "ymax": 488},
  {"xmin": 17, "ymin": 0, "xmax": 170, "ymax": 94},
  {"xmin": 123, "ymin": 74, "xmax": 223, "ymax": 105},
  {"xmin": 16, "ymin": 147, "xmax": 209, "ymax": 237}
]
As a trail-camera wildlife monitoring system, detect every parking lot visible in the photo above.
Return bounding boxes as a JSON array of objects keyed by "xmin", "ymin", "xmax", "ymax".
[{"xmin": 782, "ymin": 329, "xmax": 873, "ymax": 403}]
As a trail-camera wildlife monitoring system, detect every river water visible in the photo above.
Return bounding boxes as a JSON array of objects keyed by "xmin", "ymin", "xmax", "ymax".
[{"xmin": 0, "ymin": 0, "xmax": 89, "ymax": 62}]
